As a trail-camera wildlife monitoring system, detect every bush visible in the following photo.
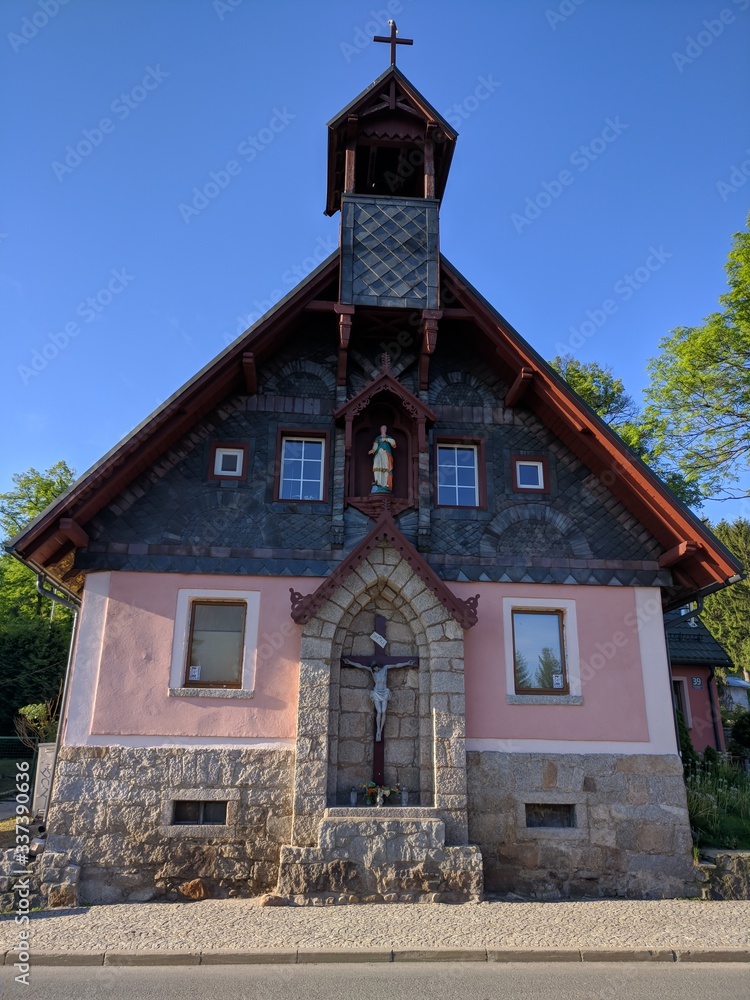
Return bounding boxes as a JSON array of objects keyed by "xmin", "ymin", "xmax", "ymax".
[{"xmin": 729, "ymin": 712, "xmax": 750, "ymax": 756}]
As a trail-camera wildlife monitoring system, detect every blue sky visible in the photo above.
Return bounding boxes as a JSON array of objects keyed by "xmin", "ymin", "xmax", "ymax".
[{"xmin": 2, "ymin": 0, "xmax": 749, "ymax": 524}]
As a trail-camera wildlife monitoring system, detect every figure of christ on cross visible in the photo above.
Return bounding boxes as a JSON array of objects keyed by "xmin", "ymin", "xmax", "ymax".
[{"xmin": 341, "ymin": 614, "xmax": 418, "ymax": 786}]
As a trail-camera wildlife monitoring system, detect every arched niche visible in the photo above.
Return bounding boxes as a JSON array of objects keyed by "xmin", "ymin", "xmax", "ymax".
[{"xmin": 334, "ymin": 373, "xmax": 436, "ymax": 518}]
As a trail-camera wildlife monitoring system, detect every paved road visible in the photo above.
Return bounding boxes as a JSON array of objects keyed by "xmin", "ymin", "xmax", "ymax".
[{"xmin": 1, "ymin": 962, "xmax": 748, "ymax": 1000}]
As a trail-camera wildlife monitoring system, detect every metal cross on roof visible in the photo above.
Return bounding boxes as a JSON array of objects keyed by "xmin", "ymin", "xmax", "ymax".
[{"xmin": 373, "ymin": 20, "xmax": 413, "ymax": 66}]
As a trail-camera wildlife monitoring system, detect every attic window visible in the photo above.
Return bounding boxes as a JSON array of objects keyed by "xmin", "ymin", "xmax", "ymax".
[
  {"xmin": 511, "ymin": 455, "xmax": 549, "ymax": 493},
  {"xmin": 209, "ymin": 442, "xmax": 249, "ymax": 481}
]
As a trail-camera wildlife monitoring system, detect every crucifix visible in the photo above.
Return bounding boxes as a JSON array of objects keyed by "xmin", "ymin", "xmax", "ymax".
[
  {"xmin": 373, "ymin": 20, "xmax": 413, "ymax": 67},
  {"xmin": 341, "ymin": 613, "xmax": 418, "ymax": 786}
]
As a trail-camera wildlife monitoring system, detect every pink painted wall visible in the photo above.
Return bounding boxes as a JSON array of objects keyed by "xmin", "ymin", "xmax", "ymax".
[
  {"xmin": 454, "ymin": 582, "xmax": 652, "ymax": 743},
  {"xmin": 83, "ymin": 572, "xmax": 660, "ymax": 745},
  {"xmin": 671, "ymin": 665, "xmax": 725, "ymax": 752},
  {"xmin": 89, "ymin": 572, "xmax": 302, "ymax": 738}
]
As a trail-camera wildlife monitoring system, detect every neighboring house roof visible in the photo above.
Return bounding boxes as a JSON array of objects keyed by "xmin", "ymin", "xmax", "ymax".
[
  {"xmin": 726, "ymin": 676, "xmax": 750, "ymax": 689},
  {"xmin": 665, "ymin": 615, "xmax": 733, "ymax": 668},
  {"xmin": 5, "ymin": 251, "xmax": 743, "ymax": 607}
]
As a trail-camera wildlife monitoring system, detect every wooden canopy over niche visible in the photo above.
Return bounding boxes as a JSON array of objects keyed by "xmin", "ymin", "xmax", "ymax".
[{"xmin": 334, "ymin": 372, "xmax": 435, "ymax": 519}]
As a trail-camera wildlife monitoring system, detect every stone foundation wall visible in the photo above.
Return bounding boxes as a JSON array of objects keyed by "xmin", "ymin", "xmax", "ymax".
[
  {"xmin": 45, "ymin": 745, "xmax": 294, "ymax": 905},
  {"xmin": 467, "ymin": 751, "xmax": 695, "ymax": 899}
]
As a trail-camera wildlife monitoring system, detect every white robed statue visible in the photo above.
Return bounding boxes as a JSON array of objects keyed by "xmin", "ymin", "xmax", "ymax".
[{"xmin": 341, "ymin": 656, "xmax": 417, "ymax": 740}]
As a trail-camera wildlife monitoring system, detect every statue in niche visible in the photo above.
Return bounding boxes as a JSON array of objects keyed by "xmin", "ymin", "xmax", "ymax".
[
  {"xmin": 369, "ymin": 425, "xmax": 396, "ymax": 494},
  {"xmin": 341, "ymin": 656, "xmax": 417, "ymax": 741}
]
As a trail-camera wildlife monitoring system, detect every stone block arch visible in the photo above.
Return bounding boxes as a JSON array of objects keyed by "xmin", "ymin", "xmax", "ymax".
[
  {"xmin": 480, "ymin": 503, "xmax": 593, "ymax": 560},
  {"xmin": 429, "ymin": 371, "xmax": 497, "ymax": 407},
  {"xmin": 261, "ymin": 358, "xmax": 337, "ymax": 397},
  {"xmin": 291, "ymin": 539, "xmax": 469, "ymax": 847}
]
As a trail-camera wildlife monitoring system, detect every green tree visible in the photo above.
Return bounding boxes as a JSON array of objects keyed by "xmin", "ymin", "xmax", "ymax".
[
  {"xmin": 514, "ymin": 649, "xmax": 533, "ymax": 689},
  {"xmin": 702, "ymin": 519, "xmax": 750, "ymax": 676},
  {"xmin": 549, "ymin": 355, "xmax": 638, "ymax": 424},
  {"xmin": 550, "ymin": 355, "xmax": 704, "ymax": 508},
  {"xmin": 536, "ymin": 646, "xmax": 562, "ymax": 690},
  {"xmin": 644, "ymin": 217, "xmax": 750, "ymax": 500},
  {"xmin": 0, "ymin": 462, "xmax": 77, "ymax": 734}
]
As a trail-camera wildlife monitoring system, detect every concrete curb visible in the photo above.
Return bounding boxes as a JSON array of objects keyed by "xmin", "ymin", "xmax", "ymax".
[{"xmin": 3, "ymin": 947, "xmax": 750, "ymax": 966}]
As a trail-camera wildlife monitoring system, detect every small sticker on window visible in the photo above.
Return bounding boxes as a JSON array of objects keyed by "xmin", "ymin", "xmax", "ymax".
[
  {"xmin": 189, "ymin": 665, "xmax": 201, "ymax": 681},
  {"xmin": 552, "ymin": 674, "xmax": 564, "ymax": 689}
]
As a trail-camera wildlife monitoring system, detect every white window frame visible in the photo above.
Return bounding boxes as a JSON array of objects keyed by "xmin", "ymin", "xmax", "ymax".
[
  {"xmin": 436, "ymin": 443, "xmax": 479, "ymax": 507},
  {"xmin": 280, "ymin": 436, "xmax": 326, "ymax": 501},
  {"xmin": 213, "ymin": 447, "xmax": 245, "ymax": 478},
  {"xmin": 503, "ymin": 597, "xmax": 582, "ymax": 704},
  {"xmin": 515, "ymin": 459, "xmax": 545, "ymax": 491},
  {"xmin": 169, "ymin": 589, "xmax": 260, "ymax": 699}
]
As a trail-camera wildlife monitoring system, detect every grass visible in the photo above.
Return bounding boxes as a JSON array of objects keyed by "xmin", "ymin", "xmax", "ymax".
[
  {"xmin": 685, "ymin": 758, "xmax": 750, "ymax": 849},
  {"xmin": 0, "ymin": 816, "xmax": 18, "ymax": 851}
]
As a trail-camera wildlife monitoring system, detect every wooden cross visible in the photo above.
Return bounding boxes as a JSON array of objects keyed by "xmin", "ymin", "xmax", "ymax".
[
  {"xmin": 341, "ymin": 613, "xmax": 418, "ymax": 786},
  {"xmin": 373, "ymin": 20, "xmax": 413, "ymax": 67}
]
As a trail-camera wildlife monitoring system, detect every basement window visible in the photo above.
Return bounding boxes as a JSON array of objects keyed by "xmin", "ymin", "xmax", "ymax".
[
  {"xmin": 173, "ymin": 800, "xmax": 227, "ymax": 826},
  {"xmin": 525, "ymin": 803, "xmax": 576, "ymax": 828}
]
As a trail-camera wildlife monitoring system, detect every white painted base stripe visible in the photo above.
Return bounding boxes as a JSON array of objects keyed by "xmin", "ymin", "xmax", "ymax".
[
  {"xmin": 466, "ymin": 739, "xmax": 666, "ymax": 754},
  {"xmin": 65, "ymin": 735, "xmax": 295, "ymax": 749}
]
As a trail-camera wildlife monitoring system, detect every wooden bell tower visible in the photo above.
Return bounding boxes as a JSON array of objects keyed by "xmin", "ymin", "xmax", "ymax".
[{"xmin": 324, "ymin": 27, "xmax": 458, "ymax": 394}]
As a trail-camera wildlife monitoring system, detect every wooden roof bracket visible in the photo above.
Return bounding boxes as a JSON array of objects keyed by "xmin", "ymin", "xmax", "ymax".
[
  {"xmin": 659, "ymin": 540, "xmax": 702, "ymax": 568},
  {"xmin": 505, "ymin": 366, "xmax": 534, "ymax": 408},
  {"xmin": 242, "ymin": 352, "xmax": 257, "ymax": 395},
  {"xmin": 59, "ymin": 518, "xmax": 89, "ymax": 549},
  {"xmin": 419, "ymin": 309, "xmax": 442, "ymax": 391},
  {"xmin": 335, "ymin": 303, "xmax": 355, "ymax": 386}
]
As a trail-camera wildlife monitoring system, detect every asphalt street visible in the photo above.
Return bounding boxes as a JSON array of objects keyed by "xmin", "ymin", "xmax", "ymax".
[{"xmin": 1, "ymin": 962, "xmax": 748, "ymax": 1000}]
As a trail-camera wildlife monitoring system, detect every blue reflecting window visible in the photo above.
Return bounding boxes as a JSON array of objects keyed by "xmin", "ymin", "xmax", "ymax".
[
  {"xmin": 280, "ymin": 438, "xmax": 324, "ymax": 500},
  {"xmin": 437, "ymin": 445, "xmax": 478, "ymax": 506}
]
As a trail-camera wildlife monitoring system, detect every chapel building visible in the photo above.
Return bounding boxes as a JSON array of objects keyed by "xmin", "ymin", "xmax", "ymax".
[{"xmin": 8, "ymin": 37, "xmax": 742, "ymax": 904}]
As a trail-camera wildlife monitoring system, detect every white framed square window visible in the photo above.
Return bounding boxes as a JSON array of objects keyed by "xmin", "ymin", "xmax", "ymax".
[
  {"xmin": 436, "ymin": 444, "xmax": 480, "ymax": 507},
  {"xmin": 502, "ymin": 597, "xmax": 582, "ymax": 704},
  {"xmin": 214, "ymin": 448, "xmax": 244, "ymax": 477},
  {"xmin": 209, "ymin": 442, "xmax": 249, "ymax": 481},
  {"xmin": 279, "ymin": 436, "xmax": 326, "ymax": 501},
  {"xmin": 169, "ymin": 589, "xmax": 260, "ymax": 699},
  {"xmin": 515, "ymin": 460, "xmax": 545, "ymax": 490}
]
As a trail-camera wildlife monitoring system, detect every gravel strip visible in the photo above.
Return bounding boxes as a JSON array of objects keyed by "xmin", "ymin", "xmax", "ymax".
[{"xmin": 1, "ymin": 899, "xmax": 749, "ymax": 953}]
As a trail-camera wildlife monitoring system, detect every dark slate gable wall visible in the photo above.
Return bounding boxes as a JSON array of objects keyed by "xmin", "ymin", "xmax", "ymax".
[{"xmin": 76, "ymin": 327, "xmax": 670, "ymax": 588}]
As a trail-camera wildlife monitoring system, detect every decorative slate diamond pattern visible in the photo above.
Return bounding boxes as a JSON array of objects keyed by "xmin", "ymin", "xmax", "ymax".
[{"xmin": 340, "ymin": 195, "xmax": 439, "ymax": 309}]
